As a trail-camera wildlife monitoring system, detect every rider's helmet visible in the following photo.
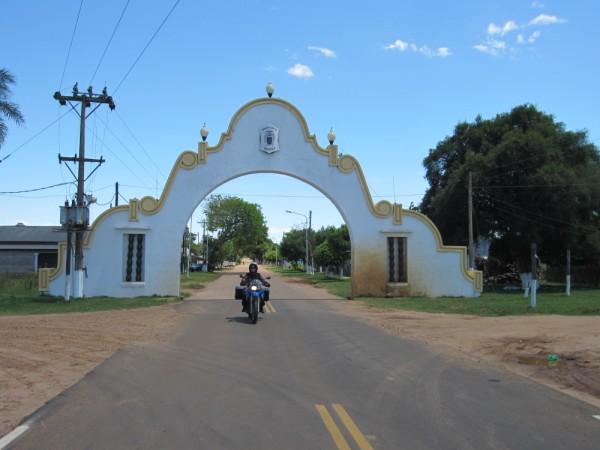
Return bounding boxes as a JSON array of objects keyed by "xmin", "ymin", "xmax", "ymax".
[{"xmin": 249, "ymin": 263, "xmax": 258, "ymax": 273}]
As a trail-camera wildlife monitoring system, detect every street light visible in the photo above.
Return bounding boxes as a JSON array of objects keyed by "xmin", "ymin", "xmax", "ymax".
[
  {"xmin": 285, "ymin": 209, "xmax": 312, "ymax": 274},
  {"xmin": 197, "ymin": 220, "xmax": 209, "ymax": 272},
  {"xmin": 200, "ymin": 123, "xmax": 209, "ymax": 142},
  {"xmin": 327, "ymin": 127, "xmax": 336, "ymax": 145},
  {"xmin": 266, "ymin": 82, "xmax": 274, "ymax": 98}
]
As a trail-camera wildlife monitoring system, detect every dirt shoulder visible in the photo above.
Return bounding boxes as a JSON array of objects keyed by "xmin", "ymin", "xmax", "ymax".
[
  {"xmin": 330, "ymin": 300, "xmax": 600, "ymax": 408},
  {"xmin": 0, "ymin": 304, "xmax": 184, "ymax": 436}
]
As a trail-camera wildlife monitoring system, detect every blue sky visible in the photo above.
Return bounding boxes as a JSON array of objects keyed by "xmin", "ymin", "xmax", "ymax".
[{"xmin": 1, "ymin": 0, "xmax": 598, "ymax": 242}]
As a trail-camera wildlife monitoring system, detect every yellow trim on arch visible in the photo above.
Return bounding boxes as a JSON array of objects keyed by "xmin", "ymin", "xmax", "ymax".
[
  {"xmin": 402, "ymin": 209, "xmax": 483, "ymax": 291},
  {"xmin": 118, "ymin": 97, "xmax": 405, "ymax": 224},
  {"xmin": 38, "ymin": 241, "xmax": 67, "ymax": 291},
  {"xmin": 39, "ymin": 97, "xmax": 481, "ymax": 294},
  {"xmin": 83, "ymin": 205, "xmax": 129, "ymax": 246}
]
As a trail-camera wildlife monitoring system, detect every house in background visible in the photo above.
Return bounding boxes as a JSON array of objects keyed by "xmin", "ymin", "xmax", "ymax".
[{"xmin": 0, "ymin": 224, "xmax": 66, "ymax": 273}]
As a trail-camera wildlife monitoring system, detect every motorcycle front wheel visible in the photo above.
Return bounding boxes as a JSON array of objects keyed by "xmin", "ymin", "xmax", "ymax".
[{"xmin": 251, "ymin": 297, "xmax": 259, "ymax": 324}]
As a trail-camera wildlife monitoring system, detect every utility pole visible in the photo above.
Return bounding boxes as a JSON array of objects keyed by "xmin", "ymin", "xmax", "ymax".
[
  {"xmin": 468, "ymin": 171, "xmax": 474, "ymax": 269},
  {"xmin": 55, "ymin": 83, "xmax": 115, "ymax": 299},
  {"xmin": 187, "ymin": 216, "xmax": 192, "ymax": 277},
  {"xmin": 566, "ymin": 248, "xmax": 571, "ymax": 297},
  {"xmin": 530, "ymin": 243, "xmax": 537, "ymax": 308},
  {"xmin": 198, "ymin": 220, "xmax": 208, "ymax": 272},
  {"xmin": 286, "ymin": 210, "xmax": 310, "ymax": 274},
  {"xmin": 308, "ymin": 210, "xmax": 313, "ymax": 274},
  {"xmin": 115, "ymin": 182, "xmax": 119, "ymax": 206}
]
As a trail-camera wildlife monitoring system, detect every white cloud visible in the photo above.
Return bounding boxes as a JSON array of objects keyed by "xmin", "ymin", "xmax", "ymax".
[
  {"xmin": 386, "ymin": 39, "xmax": 451, "ymax": 58},
  {"xmin": 529, "ymin": 14, "xmax": 566, "ymax": 25},
  {"xmin": 307, "ymin": 46, "xmax": 336, "ymax": 58},
  {"xmin": 473, "ymin": 44, "xmax": 493, "ymax": 55},
  {"xmin": 287, "ymin": 63, "xmax": 314, "ymax": 78},
  {"xmin": 386, "ymin": 39, "xmax": 410, "ymax": 51},
  {"xmin": 436, "ymin": 47, "xmax": 452, "ymax": 58},
  {"xmin": 528, "ymin": 30, "xmax": 541, "ymax": 43},
  {"xmin": 487, "ymin": 23, "xmax": 501, "ymax": 35},
  {"xmin": 477, "ymin": 12, "xmax": 559, "ymax": 55},
  {"xmin": 417, "ymin": 45, "xmax": 433, "ymax": 57},
  {"xmin": 473, "ymin": 39, "xmax": 507, "ymax": 56},
  {"xmin": 531, "ymin": 0, "xmax": 544, "ymax": 8},
  {"xmin": 487, "ymin": 20, "xmax": 519, "ymax": 36}
]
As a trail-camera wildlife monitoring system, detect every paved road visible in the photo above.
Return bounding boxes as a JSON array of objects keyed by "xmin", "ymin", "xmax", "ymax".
[{"xmin": 10, "ymin": 267, "xmax": 600, "ymax": 449}]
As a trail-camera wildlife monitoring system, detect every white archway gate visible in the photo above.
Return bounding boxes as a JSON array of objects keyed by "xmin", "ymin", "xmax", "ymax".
[{"xmin": 40, "ymin": 97, "xmax": 482, "ymax": 298}]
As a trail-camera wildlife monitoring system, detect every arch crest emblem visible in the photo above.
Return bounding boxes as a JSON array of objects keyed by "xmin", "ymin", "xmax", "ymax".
[{"xmin": 259, "ymin": 125, "xmax": 279, "ymax": 154}]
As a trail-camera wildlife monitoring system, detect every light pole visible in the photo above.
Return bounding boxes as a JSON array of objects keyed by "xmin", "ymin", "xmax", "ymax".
[
  {"xmin": 197, "ymin": 220, "xmax": 209, "ymax": 272},
  {"xmin": 286, "ymin": 209, "xmax": 311, "ymax": 274}
]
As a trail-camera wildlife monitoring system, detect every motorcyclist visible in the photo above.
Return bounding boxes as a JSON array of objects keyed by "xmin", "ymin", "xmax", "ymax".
[{"xmin": 240, "ymin": 263, "xmax": 270, "ymax": 313}]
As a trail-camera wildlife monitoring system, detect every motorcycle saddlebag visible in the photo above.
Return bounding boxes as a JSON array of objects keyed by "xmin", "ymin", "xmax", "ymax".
[{"xmin": 234, "ymin": 286, "xmax": 245, "ymax": 300}]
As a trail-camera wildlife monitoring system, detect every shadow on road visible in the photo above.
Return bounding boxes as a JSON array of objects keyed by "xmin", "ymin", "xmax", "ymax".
[{"xmin": 225, "ymin": 316, "xmax": 264, "ymax": 325}]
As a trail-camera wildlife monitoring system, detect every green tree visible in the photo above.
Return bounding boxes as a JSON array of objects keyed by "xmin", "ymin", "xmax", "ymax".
[
  {"xmin": 280, "ymin": 228, "xmax": 306, "ymax": 262},
  {"xmin": 420, "ymin": 104, "xmax": 600, "ymax": 268},
  {"xmin": 203, "ymin": 195, "xmax": 269, "ymax": 263},
  {"xmin": 263, "ymin": 242, "xmax": 280, "ymax": 263},
  {"xmin": 0, "ymin": 68, "xmax": 24, "ymax": 147},
  {"xmin": 313, "ymin": 225, "xmax": 351, "ymax": 269},
  {"xmin": 313, "ymin": 241, "xmax": 335, "ymax": 267}
]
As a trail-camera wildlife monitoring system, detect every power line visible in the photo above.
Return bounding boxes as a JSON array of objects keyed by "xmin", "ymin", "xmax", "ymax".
[
  {"xmin": 482, "ymin": 193, "xmax": 586, "ymax": 227},
  {"xmin": 115, "ymin": 110, "xmax": 166, "ymax": 179},
  {"xmin": 95, "ymin": 193, "xmax": 116, "ymax": 206},
  {"xmin": 113, "ymin": 0, "xmax": 182, "ymax": 94},
  {"xmin": 68, "ymin": 108, "xmax": 152, "ymax": 189},
  {"xmin": 94, "ymin": 113, "xmax": 157, "ymax": 182},
  {"xmin": 115, "ymin": 187, "xmax": 425, "ymax": 200},
  {"xmin": 491, "ymin": 204, "xmax": 576, "ymax": 234},
  {"xmin": 2, "ymin": 193, "xmax": 67, "ymax": 199},
  {"xmin": 0, "ymin": 181, "xmax": 74, "ymax": 195},
  {"xmin": 491, "ymin": 202, "xmax": 599, "ymax": 235},
  {"xmin": 475, "ymin": 181, "xmax": 600, "ymax": 189},
  {"xmin": 0, "ymin": 110, "xmax": 71, "ymax": 164},
  {"xmin": 93, "ymin": 183, "xmax": 117, "ymax": 192},
  {"xmin": 59, "ymin": 0, "xmax": 85, "ymax": 90},
  {"xmin": 89, "ymin": 0, "xmax": 131, "ymax": 84}
]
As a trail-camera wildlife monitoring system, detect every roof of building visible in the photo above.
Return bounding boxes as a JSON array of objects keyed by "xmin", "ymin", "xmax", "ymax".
[{"xmin": 0, "ymin": 225, "xmax": 67, "ymax": 243}]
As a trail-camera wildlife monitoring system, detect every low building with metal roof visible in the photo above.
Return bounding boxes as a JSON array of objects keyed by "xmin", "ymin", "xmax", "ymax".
[{"xmin": 0, "ymin": 224, "xmax": 66, "ymax": 273}]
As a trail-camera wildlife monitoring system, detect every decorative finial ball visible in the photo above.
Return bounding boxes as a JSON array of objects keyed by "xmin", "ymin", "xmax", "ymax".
[
  {"xmin": 327, "ymin": 127, "xmax": 336, "ymax": 145},
  {"xmin": 266, "ymin": 82, "xmax": 274, "ymax": 98},
  {"xmin": 200, "ymin": 122, "xmax": 209, "ymax": 142}
]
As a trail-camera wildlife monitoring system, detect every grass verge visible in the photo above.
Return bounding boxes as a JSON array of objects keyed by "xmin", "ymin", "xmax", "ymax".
[
  {"xmin": 180, "ymin": 271, "xmax": 221, "ymax": 295},
  {"xmin": 360, "ymin": 289, "xmax": 600, "ymax": 316},
  {"xmin": 269, "ymin": 267, "xmax": 352, "ymax": 298},
  {"xmin": 0, "ymin": 270, "xmax": 219, "ymax": 316},
  {"xmin": 0, "ymin": 294, "xmax": 179, "ymax": 316},
  {"xmin": 267, "ymin": 269, "xmax": 600, "ymax": 316}
]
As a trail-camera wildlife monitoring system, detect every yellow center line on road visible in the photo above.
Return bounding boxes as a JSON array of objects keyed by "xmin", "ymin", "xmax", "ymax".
[
  {"xmin": 332, "ymin": 403, "xmax": 375, "ymax": 450},
  {"xmin": 315, "ymin": 405, "xmax": 351, "ymax": 450}
]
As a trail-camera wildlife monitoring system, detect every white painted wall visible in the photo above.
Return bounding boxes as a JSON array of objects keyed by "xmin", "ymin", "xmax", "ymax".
[{"xmin": 47, "ymin": 99, "xmax": 480, "ymax": 298}]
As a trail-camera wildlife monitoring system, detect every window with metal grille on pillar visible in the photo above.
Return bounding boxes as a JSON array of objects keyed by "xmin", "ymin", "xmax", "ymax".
[
  {"xmin": 387, "ymin": 237, "xmax": 407, "ymax": 282},
  {"xmin": 124, "ymin": 234, "xmax": 145, "ymax": 282}
]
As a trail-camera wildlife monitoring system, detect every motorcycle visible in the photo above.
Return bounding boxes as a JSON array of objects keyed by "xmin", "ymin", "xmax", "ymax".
[{"xmin": 236, "ymin": 275, "xmax": 270, "ymax": 324}]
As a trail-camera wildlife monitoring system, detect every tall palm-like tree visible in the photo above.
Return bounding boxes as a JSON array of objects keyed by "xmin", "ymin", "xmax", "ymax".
[{"xmin": 0, "ymin": 68, "xmax": 25, "ymax": 147}]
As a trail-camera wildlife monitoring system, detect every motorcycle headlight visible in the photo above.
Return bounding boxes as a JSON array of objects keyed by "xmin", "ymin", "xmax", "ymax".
[{"xmin": 251, "ymin": 286, "xmax": 258, "ymax": 291}]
